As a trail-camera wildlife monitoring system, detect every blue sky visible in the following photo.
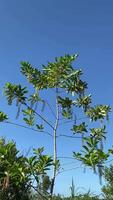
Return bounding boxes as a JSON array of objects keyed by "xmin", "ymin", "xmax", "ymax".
[{"xmin": 0, "ymin": 0, "xmax": 113, "ymax": 196}]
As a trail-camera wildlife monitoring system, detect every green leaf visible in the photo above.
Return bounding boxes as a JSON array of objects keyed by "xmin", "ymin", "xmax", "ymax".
[
  {"xmin": 33, "ymin": 147, "xmax": 44, "ymax": 156},
  {"xmin": 62, "ymin": 109, "xmax": 72, "ymax": 119},
  {"xmin": 23, "ymin": 117, "xmax": 34, "ymax": 126},
  {"xmin": 0, "ymin": 112, "xmax": 8, "ymax": 122},
  {"xmin": 82, "ymin": 145, "xmax": 90, "ymax": 153},
  {"xmin": 4, "ymin": 83, "xmax": 27, "ymax": 105},
  {"xmin": 71, "ymin": 122, "xmax": 87, "ymax": 134},
  {"xmin": 90, "ymin": 126, "xmax": 106, "ymax": 139},
  {"xmin": 74, "ymin": 94, "xmax": 92, "ymax": 111},
  {"xmin": 36, "ymin": 124, "xmax": 44, "ymax": 130},
  {"xmin": 86, "ymin": 105, "xmax": 111, "ymax": 121}
]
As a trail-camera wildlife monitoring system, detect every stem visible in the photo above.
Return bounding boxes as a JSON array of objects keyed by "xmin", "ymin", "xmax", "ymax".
[
  {"xmin": 31, "ymin": 185, "xmax": 48, "ymax": 200},
  {"xmin": 50, "ymin": 88, "xmax": 59, "ymax": 197}
]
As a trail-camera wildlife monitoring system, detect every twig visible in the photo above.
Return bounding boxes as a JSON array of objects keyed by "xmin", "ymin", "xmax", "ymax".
[
  {"xmin": 57, "ymin": 134, "xmax": 83, "ymax": 139},
  {"xmin": 46, "ymin": 100, "xmax": 56, "ymax": 119},
  {"xmin": 57, "ymin": 166, "xmax": 83, "ymax": 175},
  {"xmin": 60, "ymin": 161, "xmax": 78, "ymax": 166},
  {"xmin": 57, "ymin": 156, "xmax": 76, "ymax": 160},
  {"xmin": 31, "ymin": 185, "xmax": 49, "ymax": 200},
  {"xmin": 59, "ymin": 116, "xmax": 89, "ymax": 126}
]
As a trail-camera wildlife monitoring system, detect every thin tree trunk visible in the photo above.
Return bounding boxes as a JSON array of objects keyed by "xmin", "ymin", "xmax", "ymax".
[{"xmin": 50, "ymin": 88, "xmax": 59, "ymax": 197}]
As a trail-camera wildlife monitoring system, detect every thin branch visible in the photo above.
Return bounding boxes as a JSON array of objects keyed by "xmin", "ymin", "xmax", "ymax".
[
  {"xmin": 46, "ymin": 100, "xmax": 56, "ymax": 119},
  {"xmin": 24, "ymin": 102, "xmax": 54, "ymax": 130},
  {"xmin": 57, "ymin": 134, "xmax": 83, "ymax": 139},
  {"xmin": 57, "ymin": 166, "xmax": 83, "ymax": 175},
  {"xmin": 59, "ymin": 116, "xmax": 89, "ymax": 126},
  {"xmin": 57, "ymin": 156, "xmax": 76, "ymax": 160},
  {"xmin": 60, "ymin": 161, "xmax": 78, "ymax": 166},
  {"xmin": 31, "ymin": 185, "xmax": 49, "ymax": 200},
  {"xmin": 51, "ymin": 88, "xmax": 65, "ymax": 94},
  {"xmin": 4, "ymin": 121, "xmax": 53, "ymax": 137}
]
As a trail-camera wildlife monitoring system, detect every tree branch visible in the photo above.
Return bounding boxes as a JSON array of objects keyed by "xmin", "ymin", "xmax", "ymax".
[
  {"xmin": 59, "ymin": 116, "xmax": 89, "ymax": 126},
  {"xmin": 4, "ymin": 121, "xmax": 53, "ymax": 137},
  {"xmin": 24, "ymin": 102, "xmax": 55, "ymax": 130},
  {"xmin": 57, "ymin": 134, "xmax": 83, "ymax": 139},
  {"xmin": 46, "ymin": 100, "xmax": 56, "ymax": 119},
  {"xmin": 57, "ymin": 165, "xmax": 83, "ymax": 175}
]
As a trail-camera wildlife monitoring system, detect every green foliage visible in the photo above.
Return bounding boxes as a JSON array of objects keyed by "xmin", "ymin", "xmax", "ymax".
[
  {"xmin": 90, "ymin": 126, "xmax": 106, "ymax": 139},
  {"xmin": 21, "ymin": 55, "xmax": 78, "ymax": 90},
  {"xmin": 21, "ymin": 62, "xmax": 43, "ymax": 89},
  {"xmin": 2, "ymin": 54, "xmax": 112, "ymax": 196},
  {"xmin": 0, "ymin": 138, "xmax": 53, "ymax": 200},
  {"xmin": 102, "ymin": 165, "xmax": 113, "ymax": 200},
  {"xmin": 71, "ymin": 122, "xmax": 87, "ymax": 134},
  {"xmin": 4, "ymin": 82, "xmax": 27, "ymax": 105},
  {"xmin": 51, "ymin": 191, "xmax": 100, "ymax": 200},
  {"xmin": 27, "ymin": 147, "xmax": 52, "ymax": 180},
  {"xmin": 74, "ymin": 191, "xmax": 100, "ymax": 200},
  {"xmin": 0, "ymin": 138, "xmax": 31, "ymax": 200},
  {"xmin": 42, "ymin": 175, "xmax": 51, "ymax": 192},
  {"xmin": 86, "ymin": 105, "xmax": 111, "ymax": 121},
  {"xmin": 58, "ymin": 96, "xmax": 72, "ymax": 119},
  {"xmin": 74, "ymin": 95, "xmax": 92, "ymax": 111},
  {"xmin": 23, "ymin": 108, "xmax": 35, "ymax": 126},
  {"xmin": 0, "ymin": 111, "xmax": 8, "ymax": 122},
  {"xmin": 73, "ymin": 136, "xmax": 109, "ymax": 169},
  {"xmin": 36, "ymin": 124, "xmax": 44, "ymax": 130}
]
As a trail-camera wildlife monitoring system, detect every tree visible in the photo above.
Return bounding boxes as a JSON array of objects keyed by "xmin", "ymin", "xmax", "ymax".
[
  {"xmin": 0, "ymin": 138, "xmax": 31, "ymax": 200},
  {"xmin": 0, "ymin": 54, "xmax": 112, "ymax": 197},
  {"xmin": 102, "ymin": 165, "xmax": 113, "ymax": 200},
  {"xmin": 0, "ymin": 138, "xmax": 52, "ymax": 200}
]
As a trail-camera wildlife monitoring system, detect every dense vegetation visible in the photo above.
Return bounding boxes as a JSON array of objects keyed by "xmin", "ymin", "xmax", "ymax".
[
  {"xmin": 0, "ymin": 138, "xmax": 113, "ymax": 199},
  {"xmin": 0, "ymin": 138, "xmax": 52, "ymax": 200}
]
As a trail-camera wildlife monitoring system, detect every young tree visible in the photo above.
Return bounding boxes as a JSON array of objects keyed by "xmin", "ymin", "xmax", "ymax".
[{"xmin": 0, "ymin": 54, "xmax": 112, "ymax": 197}]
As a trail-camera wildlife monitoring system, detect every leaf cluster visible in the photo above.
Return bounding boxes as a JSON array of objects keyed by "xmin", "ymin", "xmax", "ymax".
[{"xmin": 0, "ymin": 138, "xmax": 53, "ymax": 199}]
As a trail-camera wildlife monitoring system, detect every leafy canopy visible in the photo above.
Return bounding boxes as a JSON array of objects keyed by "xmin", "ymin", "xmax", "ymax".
[{"xmin": 1, "ymin": 54, "xmax": 112, "ymax": 183}]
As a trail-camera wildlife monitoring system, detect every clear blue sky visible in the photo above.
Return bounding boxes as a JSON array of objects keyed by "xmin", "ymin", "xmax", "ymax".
[{"xmin": 0, "ymin": 0, "xmax": 113, "ymax": 196}]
